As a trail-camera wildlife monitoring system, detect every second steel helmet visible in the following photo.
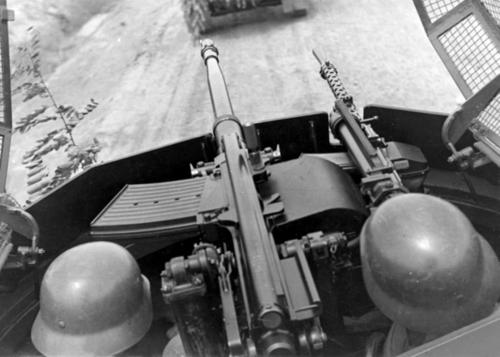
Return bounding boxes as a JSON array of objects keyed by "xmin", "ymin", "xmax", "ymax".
[
  {"xmin": 31, "ymin": 241, "xmax": 152, "ymax": 356},
  {"xmin": 361, "ymin": 193, "xmax": 500, "ymax": 335}
]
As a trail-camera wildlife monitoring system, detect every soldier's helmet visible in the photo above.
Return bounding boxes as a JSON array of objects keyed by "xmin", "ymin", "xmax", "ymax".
[
  {"xmin": 31, "ymin": 241, "xmax": 152, "ymax": 356},
  {"xmin": 361, "ymin": 193, "xmax": 500, "ymax": 335}
]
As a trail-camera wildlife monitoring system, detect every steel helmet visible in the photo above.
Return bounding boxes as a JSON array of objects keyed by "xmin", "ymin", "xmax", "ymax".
[
  {"xmin": 361, "ymin": 193, "xmax": 500, "ymax": 336},
  {"xmin": 31, "ymin": 241, "xmax": 152, "ymax": 356}
]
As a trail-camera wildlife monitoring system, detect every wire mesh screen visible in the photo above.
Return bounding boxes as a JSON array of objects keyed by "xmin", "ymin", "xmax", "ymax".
[
  {"xmin": 474, "ymin": 92, "xmax": 500, "ymax": 137},
  {"xmin": 422, "ymin": 0, "xmax": 464, "ymax": 22},
  {"xmin": 414, "ymin": 0, "xmax": 500, "ymax": 163},
  {"xmin": 421, "ymin": 0, "xmax": 500, "ymax": 24},
  {"xmin": 438, "ymin": 15, "xmax": 500, "ymax": 93},
  {"xmin": 481, "ymin": 0, "xmax": 500, "ymax": 25}
]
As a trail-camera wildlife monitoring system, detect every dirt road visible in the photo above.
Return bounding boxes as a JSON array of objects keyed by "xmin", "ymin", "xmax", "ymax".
[{"xmin": 8, "ymin": 0, "xmax": 462, "ymax": 203}]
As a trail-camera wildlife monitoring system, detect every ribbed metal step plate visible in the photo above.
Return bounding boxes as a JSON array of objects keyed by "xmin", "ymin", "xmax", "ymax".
[{"xmin": 91, "ymin": 177, "xmax": 207, "ymax": 239}]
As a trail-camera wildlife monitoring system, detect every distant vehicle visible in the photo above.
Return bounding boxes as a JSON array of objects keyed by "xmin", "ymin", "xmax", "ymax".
[{"xmin": 182, "ymin": 0, "xmax": 308, "ymax": 34}]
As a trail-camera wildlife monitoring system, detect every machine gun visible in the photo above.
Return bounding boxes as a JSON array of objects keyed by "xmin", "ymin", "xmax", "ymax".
[{"xmin": 312, "ymin": 50, "xmax": 407, "ymax": 205}]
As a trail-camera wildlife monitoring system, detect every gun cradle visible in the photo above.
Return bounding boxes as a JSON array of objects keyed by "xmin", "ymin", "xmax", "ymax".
[
  {"xmin": 152, "ymin": 152, "xmax": 368, "ymax": 355},
  {"xmin": 161, "ymin": 40, "xmax": 375, "ymax": 354}
]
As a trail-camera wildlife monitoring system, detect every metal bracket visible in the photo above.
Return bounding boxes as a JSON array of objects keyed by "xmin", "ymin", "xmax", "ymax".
[{"xmin": 217, "ymin": 251, "xmax": 245, "ymax": 356}]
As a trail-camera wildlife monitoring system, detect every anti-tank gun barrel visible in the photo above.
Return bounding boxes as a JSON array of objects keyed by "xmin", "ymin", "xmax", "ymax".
[
  {"xmin": 164, "ymin": 41, "xmax": 348, "ymax": 357},
  {"xmin": 200, "ymin": 39, "xmax": 242, "ymax": 151},
  {"xmin": 199, "ymin": 38, "xmax": 291, "ymax": 354},
  {"xmin": 160, "ymin": 40, "xmax": 334, "ymax": 356}
]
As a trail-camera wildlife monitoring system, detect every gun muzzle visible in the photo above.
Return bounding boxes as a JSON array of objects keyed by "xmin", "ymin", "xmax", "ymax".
[{"xmin": 201, "ymin": 39, "xmax": 242, "ymax": 151}]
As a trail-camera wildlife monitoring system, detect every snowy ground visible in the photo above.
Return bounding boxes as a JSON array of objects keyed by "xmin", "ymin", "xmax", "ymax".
[{"xmin": 7, "ymin": 0, "xmax": 462, "ymax": 203}]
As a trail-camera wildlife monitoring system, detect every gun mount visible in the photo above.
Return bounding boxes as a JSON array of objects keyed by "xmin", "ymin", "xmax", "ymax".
[
  {"xmin": 0, "ymin": 2, "xmax": 500, "ymax": 355},
  {"xmin": 156, "ymin": 40, "xmax": 499, "ymax": 356}
]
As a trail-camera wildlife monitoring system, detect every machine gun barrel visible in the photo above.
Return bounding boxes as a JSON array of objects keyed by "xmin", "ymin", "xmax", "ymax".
[
  {"xmin": 313, "ymin": 50, "xmax": 406, "ymax": 203},
  {"xmin": 312, "ymin": 50, "xmax": 377, "ymax": 169},
  {"xmin": 201, "ymin": 39, "xmax": 243, "ymax": 151}
]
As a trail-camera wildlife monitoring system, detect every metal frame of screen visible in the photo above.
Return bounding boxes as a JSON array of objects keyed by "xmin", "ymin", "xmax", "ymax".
[{"xmin": 0, "ymin": 0, "xmax": 13, "ymax": 193}]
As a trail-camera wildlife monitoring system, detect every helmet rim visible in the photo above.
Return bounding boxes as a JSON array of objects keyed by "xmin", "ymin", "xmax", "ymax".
[
  {"xmin": 363, "ymin": 238, "xmax": 500, "ymax": 334},
  {"xmin": 31, "ymin": 274, "xmax": 152, "ymax": 357}
]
